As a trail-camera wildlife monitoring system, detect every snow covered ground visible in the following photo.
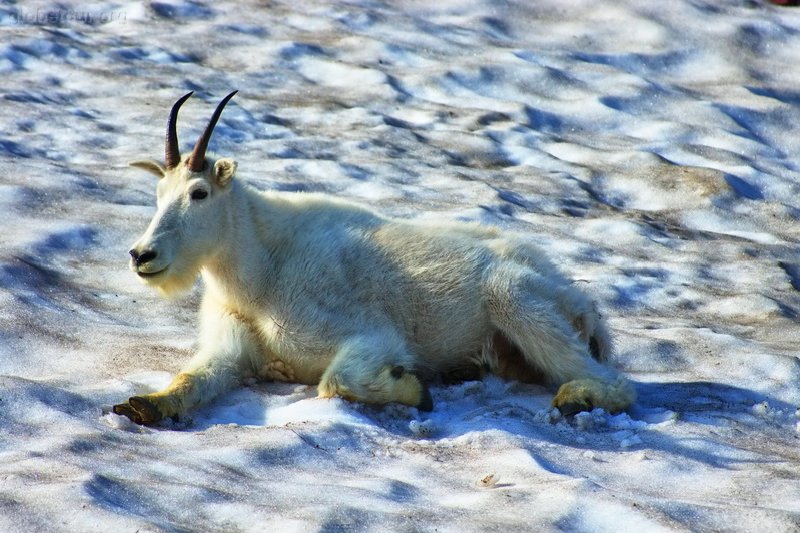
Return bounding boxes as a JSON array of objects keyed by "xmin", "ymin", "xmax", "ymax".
[{"xmin": 2, "ymin": 0, "xmax": 800, "ymax": 530}]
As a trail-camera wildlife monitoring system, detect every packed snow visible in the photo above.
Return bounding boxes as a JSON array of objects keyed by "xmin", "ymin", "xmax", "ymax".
[{"xmin": 2, "ymin": 0, "xmax": 800, "ymax": 531}]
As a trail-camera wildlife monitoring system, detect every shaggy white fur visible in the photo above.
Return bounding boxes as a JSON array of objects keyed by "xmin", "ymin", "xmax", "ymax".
[{"xmin": 114, "ymin": 94, "xmax": 635, "ymax": 425}]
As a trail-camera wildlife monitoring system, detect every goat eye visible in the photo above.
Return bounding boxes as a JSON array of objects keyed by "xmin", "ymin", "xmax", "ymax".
[{"xmin": 191, "ymin": 189, "xmax": 208, "ymax": 201}]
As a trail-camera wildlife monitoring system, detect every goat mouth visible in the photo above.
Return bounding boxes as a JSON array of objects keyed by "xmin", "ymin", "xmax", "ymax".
[{"xmin": 136, "ymin": 268, "xmax": 167, "ymax": 279}]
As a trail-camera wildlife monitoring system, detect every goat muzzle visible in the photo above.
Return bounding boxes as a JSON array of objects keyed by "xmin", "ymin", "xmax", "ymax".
[{"xmin": 129, "ymin": 249, "xmax": 158, "ymax": 267}]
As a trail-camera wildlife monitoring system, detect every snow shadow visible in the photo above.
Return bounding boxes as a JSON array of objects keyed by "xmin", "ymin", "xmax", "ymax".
[{"xmin": 133, "ymin": 372, "xmax": 800, "ymax": 473}]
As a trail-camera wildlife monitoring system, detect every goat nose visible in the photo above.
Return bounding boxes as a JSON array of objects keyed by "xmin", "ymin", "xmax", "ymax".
[{"xmin": 129, "ymin": 249, "xmax": 157, "ymax": 266}]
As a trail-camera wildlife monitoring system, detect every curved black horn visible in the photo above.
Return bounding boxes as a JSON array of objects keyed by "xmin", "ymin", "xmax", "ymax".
[
  {"xmin": 187, "ymin": 90, "xmax": 238, "ymax": 172},
  {"xmin": 165, "ymin": 91, "xmax": 194, "ymax": 170}
]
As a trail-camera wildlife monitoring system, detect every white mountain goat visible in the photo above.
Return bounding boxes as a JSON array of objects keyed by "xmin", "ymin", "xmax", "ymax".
[{"xmin": 113, "ymin": 91, "xmax": 635, "ymax": 425}]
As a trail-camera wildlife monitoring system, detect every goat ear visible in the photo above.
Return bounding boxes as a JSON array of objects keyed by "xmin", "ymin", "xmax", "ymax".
[
  {"xmin": 129, "ymin": 160, "xmax": 166, "ymax": 178},
  {"xmin": 212, "ymin": 158, "xmax": 237, "ymax": 188}
]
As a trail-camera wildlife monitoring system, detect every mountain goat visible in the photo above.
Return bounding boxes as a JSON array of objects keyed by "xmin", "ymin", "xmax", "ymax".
[{"xmin": 113, "ymin": 91, "xmax": 635, "ymax": 425}]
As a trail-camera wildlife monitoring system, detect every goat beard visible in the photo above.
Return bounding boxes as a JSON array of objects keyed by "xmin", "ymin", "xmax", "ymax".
[{"xmin": 143, "ymin": 260, "xmax": 202, "ymax": 299}]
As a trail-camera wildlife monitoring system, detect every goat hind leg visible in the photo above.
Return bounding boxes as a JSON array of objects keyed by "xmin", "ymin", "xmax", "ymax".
[
  {"xmin": 487, "ymin": 268, "xmax": 635, "ymax": 414},
  {"xmin": 552, "ymin": 375, "xmax": 635, "ymax": 415}
]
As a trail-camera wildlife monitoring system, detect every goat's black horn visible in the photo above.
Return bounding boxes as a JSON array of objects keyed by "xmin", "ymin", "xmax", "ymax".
[
  {"xmin": 165, "ymin": 91, "xmax": 194, "ymax": 170},
  {"xmin": 187, "ymin": 91, "xmax": 238, "ymax": 172}
]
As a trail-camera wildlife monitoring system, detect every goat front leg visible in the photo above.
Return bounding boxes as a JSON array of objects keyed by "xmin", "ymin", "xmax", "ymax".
[
  {"xmin": 113, "ymin": 302, "xmax": 258, "ymax": 425},
  {"xmin": 113, "ymin": 371, "xmax": 209, "ymax": 425}
]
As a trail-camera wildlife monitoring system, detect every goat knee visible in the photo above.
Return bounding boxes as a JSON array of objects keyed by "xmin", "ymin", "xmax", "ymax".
[{"xmin": 318, "ymin": 364, "xmax": 433, "ymax": 411}]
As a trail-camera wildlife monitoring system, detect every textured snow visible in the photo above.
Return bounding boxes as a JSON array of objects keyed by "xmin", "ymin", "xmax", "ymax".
[{"xmin": 2, "ymin": 0, "xmax": 800, "ymax": 531}]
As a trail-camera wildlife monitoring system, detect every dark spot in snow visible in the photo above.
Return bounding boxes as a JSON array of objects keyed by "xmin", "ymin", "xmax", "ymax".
[
  {"xmin": 35, "ymin": 227, "xmax": 98, "ymax": 254},
  {"xmin": 111, "ymin": 47, "xmax": 199, "ymax": 64},
  {"xmin": 778, "ymin": 262, "xmax": 800, "ymax": 291},
  {"xmin": 385, "ymin": 74, "xmax": 412, "ymax": 103},
  {"xmin": 279, "ymin": 42, "xmax": 327, "ymax": 61},
  {"xmin": 382, "ymin": 115, "xmax": 414, "ymax": 130},
  {"xmin": 479, "ymin": 203, "xmax": 515, "ymax": 218},
  {"xmin": 216, "ymin": 24, "xmax": 269, "ymax": 37},
  {"xmin": 560, "ymin": 198, "xmax": 589, "ymax": 217},
  {"xmin": 524, "ymin": 105, "xmax": 565, "ymax": 133},
  {"xmin": 260, "ymin": 112, "xmax": 291, "ymax": 127},
  {"xmin": 5, "ymin": 91, "xmax": 75, "ymax": 105},
  {"xmin": 340, "ymin": 163, "xmax": 370, "ymax": 181},
  {"xmin": 477, "ymin": 111, "xmax": 512, "ymax": 126},
  {"xmin": 0, "ymin": 139, "xmax": 46, "ymax": 158},
  {"xmin": 723, "ymin": 174, "xmax": 763, "ymax": 200},
  {"xmin": 496, "ymin": 189, "xmax": 535, "ymax": 211},
  {"xmin": 482, "ymin": 17, "xmax": 511, "ymax": 39},
  {"xmin": 572, "ymin": 50, "xmax": 690, "ymax": 77},
  {"xmin": 338, "ymin": 11, "xmax": 380, "ymax": 31}
]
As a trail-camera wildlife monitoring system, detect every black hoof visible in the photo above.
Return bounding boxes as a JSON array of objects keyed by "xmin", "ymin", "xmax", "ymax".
[
  {"xmin": 113, "ymin": 396, "xmax": 163, "ymax": 425},
  {"xmin": 112, "ymin": 402, "xmax": 144, "ymax": 424},
  {"xmin": 556, "ymin": 400, "xmax": 592, "ymax": 417}
]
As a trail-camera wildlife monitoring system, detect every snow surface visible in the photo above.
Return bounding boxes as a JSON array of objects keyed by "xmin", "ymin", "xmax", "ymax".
[{"xmin": 2, "ymin": 0, "xmax": 800, "ymax": 531}]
